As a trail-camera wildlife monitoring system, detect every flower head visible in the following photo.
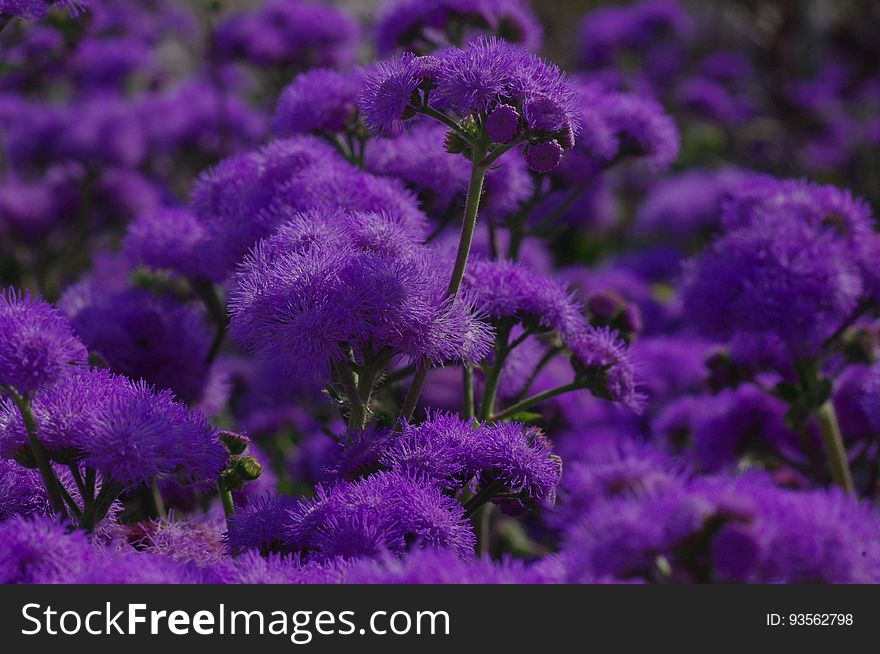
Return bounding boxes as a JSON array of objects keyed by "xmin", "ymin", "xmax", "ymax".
[
  {"xmin": 0, "ymin": 288, "xmax": 87, "ymax": 396},
  {"xmin": 273, "ymin": 68, "xmax": 363, "ymax": 137}
]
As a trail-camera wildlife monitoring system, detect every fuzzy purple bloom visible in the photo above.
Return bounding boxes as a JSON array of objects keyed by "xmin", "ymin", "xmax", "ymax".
[
  {"xmin": 214, "ymin": 0, "xmax": 360, "ymax": 70},
  {"xmin": 0, "ymin": 368, "xmax": 225, "ymax": 489},
  {"xmin": 229, "ymin": 211, "xmax": 491, "ymax": 379},
  {"xmin": 122, "ymin": 208, "xmax": 206, "ymax": 278},
  {"xmin": 565, "ymin": 326, "xmax": 642, "ymax": 411},
  {"xmin": 374, "ymin": 0, "xmax": 542, "ymax": 56},
  {"xmin": 0, "ymin": 288, "xmax": 87, "ymax": 396},
  {"xmin": 461, "ymin": 257, "xmax": 585, "ymax": 335},
  {"xmin": 273, "ymin": 68, "xmax": 363, "ymax": 137},
  {"xmin": 682, "ymin": 212, "xmax": 863, "ymax": 357},
  {"xmin": 284, "ymin": 470, "xmax": 476, "ymax": 561},
  {"xmin": 59, "ymin": 281, "xmax": 212, "ymax": 404}
]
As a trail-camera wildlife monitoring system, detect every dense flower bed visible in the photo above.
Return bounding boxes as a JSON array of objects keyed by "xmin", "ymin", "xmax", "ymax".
[{"xmin": 1, "ymin": 0, "xmax": 880, "ymax": 584}]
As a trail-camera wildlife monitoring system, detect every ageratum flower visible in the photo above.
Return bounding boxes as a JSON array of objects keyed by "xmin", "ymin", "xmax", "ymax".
[
  {"xmin": 860, "ymin": 363, "xmax": 880, "ymax": 434},
  {"xmin": 213, "ymin": 0, "xmax": 360, "ymax": 70},
  {"xmin": 365, "ymin": 121, "xmax": 470, "ymax": 216},
  {"xmin": 360, "ymin": 52, "xmax": 437, "ymax": 136},
  {"xmin": 720, "ymin": 177, "xmax": 880, "ymax": 300},
  {"xmin": 284, "ymin": 470, "xmax": 476, "ymax": 560},
  {"xmin": 361, "ymin": 38, "xmax": 579, "ymax": 170},
  {"xmin": 461, "ymin": 257, "xmax": 586, "ymax": 335},
  {"xmin": 549, "ymin": 437, "xmax": 680, "ymax": 531},
  {"xmin": 0, "ymin": 288, "xmax": 87, "ymax": 396},
  {"xmin": 228, "ymin": 209, "xmax": 491, "ymax": 380},
  {"xmin": 122, "ymin": 207, "xmax": 206, "ymax": 278},
  {"xmin": 576, "ymin": 0, "xmax": 691, "ymax": 70},
  {"xmin": 0, "ymin": 369, "xmax": 226, "ymax": 488},
  {"xmin": 0, "ymin": 515, "xmax": 94, "ymax": 584},
  {"xmin": 59, "ymin": 280, "xmax": 212, "ymax": 404},
  {"xmin": 225, "ymin": 493, "xmax": 299, "ymax": 554},
  {"xmin": 561, "ymin": 474, "xmax": 880, "ymax": 583},
  {"xmin": 564, "ymin": 326, "xmax": 643, "ymax": 411},
  {"xmin": 633, "ymin": 168, "xmax": 746, "ymax": 240},
  {"xmin": 682, "ymin": 212, "xmax": 863, "ymax": 357},
  {"xmin": 273, "ymin": 68, "xmax": 364, "ymax": 137},
  {"xmin": 205, "ymin": 551, "xmax": 346, "ymax": 584},
  {"xmin": 190, "ymin": 138, "xmax": 427, "ymax": 281},
  {"xmin": 374, "ymin": 0, "xmax": 542, "ymax": 56},
  {"xmin": 472, "ymin": 421, "xmax": 561, "ymax": 508}
]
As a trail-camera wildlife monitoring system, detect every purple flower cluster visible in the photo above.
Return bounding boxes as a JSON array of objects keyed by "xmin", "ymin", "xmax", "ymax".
[{"xmin": 2, "ymin": 0, "xmax": 880, "ymax": 587}]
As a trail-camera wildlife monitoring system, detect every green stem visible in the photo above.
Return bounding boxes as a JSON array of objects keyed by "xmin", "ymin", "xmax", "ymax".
[
  {"xmin": 419, "ymin": 105, "xmax": 473, "ymax": 143},
  {"xmin": 815, "ymin": 400, "xmax": 855, "ymax": 493},
  {"xmin": 478, "ymin": 322, "xmax": 513, "ymax": 421},
  {"xmin": 464, "ymin": 478, "xmax": 505, "ymax": 518},
  {"xmin": 400, "ymin": 364, "xmax": 428, "ymax": 423},
  {"xmin": 11, "ymin": 393, "xmax": 67, "ymax": 517},
  {"xmin": 151, "ymin": 477, "xmax": 167, "ymax": 519},
  {"xmin": 400, "ymin": 135, "xmax": 490, "ymax": 421},
  {"xmin": 218, "ymin": 480, "xmax": 235, "ymax": 522},
  {"xmin": 491, "ymin": 382, "xmax": 584, "ymax": 422},
  {"xmin": 445, "ymin": 136, "xmax": 490, "ymax": 297},
  {"xmin": 78, "ymin": 483, "xmax": 122, "ymax": 533},
  {"xmin": 336, "ymin": 362, "xmax": 367, "ymax": 429},
  {"xmin": 463, "ymin": 364, "xmax": 475, "ymax": 419}
]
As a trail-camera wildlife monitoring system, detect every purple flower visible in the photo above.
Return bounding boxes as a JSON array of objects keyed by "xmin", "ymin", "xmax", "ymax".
[
  {"xmin": 59, "ymin": 281, "xmax": 213, "ymax": 404},
  {"xmin": 190, "ymin": 137, "xmax": 427, "ymax": 281},
  {"xmin": 122, "ymin": 208, "xmax": 206, "ymax": 278},
  {"xmin": 597, "ymin": 92, "xmax": 679, "ymax": 171},
  {"xmin": 860, "ymin": 363, "xmax": 880, "ymax": 434},
  {"xmin": 461, "ymin": 257, "xmax": 585, "ymax": 335},
  {"xmin": 273, "ymin": 68, "xmax": 363, "ymax": 137},
  {"xmin": 361, "ymin": 38, "xmax": 579, "ymax": 167},
  {"xmin": 284, "ymin": 470, "xmax": 476, "ymax": 560},
  {"xmin": 576, "ymin": 0, "xmax": 691, "ymax": 70},
  {"xmin": 524, "ymin": 140, "xmax": 562, "ymax": 173},
  {"xmin": 485, "ymin": 103, "xmax": 520, "ymax": 143},
  {"xmin": 360, "ymin": 52, "xmax": 434, "ymax": 135},
  {"xmin": 214, "ymin": 0, "xmax": 360, "ymax": 70},
  {"xmin": 565, "ymin": 326, "xmax": 643, "ymax": 411},
  {"xmin": 0, "ymin": 288, "xmax": 87, "ymax": 396},
  {"xmin": 633, "ymin": 168, "xmax": 746, "ymax": 240},
  {"xmin": 229, "ymin": 213, "xmax": 490, "ymax": 380},
  {"xmin": 682, "ymin": 212, "xmax": 863, "ymax": 357},
  {"xmin": 0, "ymin": 368, "xmax": 226, "ymax": 489},
  {"xmin": 374, "ymin": 0, "xmax": 542, "ymax": 56},
  {"xmin": 0, "ymin": 515, "xmax": 94, "ymax": 584},
  {"xmin": 472, "ymin": 421, "xmax": 561, "ymax": 508},
  {"xmin": 720, "ymin": 177, "xmax": 880, "ymax": 300},
  {"xmin": 365, "ymin": 121, "xmax": 470, "ymax": 215},
  {"xmin": 0, "ymin": 0, "xmax": 87, "ymax": 20},
  {"xmin": 225, "ymin": 493, "xmax": 299, "ymax": 554},
  {"xmin": 550, "ymin": 438, "xmax": 681, "ymax": 531}
]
